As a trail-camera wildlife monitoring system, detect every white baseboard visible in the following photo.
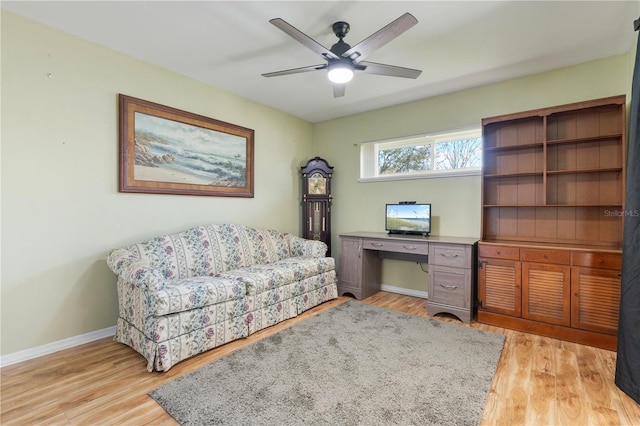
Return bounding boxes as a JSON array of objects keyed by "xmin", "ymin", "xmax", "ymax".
[
  {"xmin": 0, "ymin": 288, "xmax": 423, "ymax": 368},
  {"xmin": 0, "ymin": 326, "xmax": 116, "ymax": 368},
  {"xmin": 380, "ymin": 284, "xmax": 428, "ymax": 299}
]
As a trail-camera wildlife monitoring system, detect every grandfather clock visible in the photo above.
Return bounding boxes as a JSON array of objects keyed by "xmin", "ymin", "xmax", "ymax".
[{"xmin": 301, "ymin": 157, "xmax": 333, "ymax": 256}]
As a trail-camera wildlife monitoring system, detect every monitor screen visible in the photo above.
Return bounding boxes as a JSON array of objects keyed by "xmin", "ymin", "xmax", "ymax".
[{"xmin": 385, "ymin": 203, "xmax": 431, "ymax": 235}]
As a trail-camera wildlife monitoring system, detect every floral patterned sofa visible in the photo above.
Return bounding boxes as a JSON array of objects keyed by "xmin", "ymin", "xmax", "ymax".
[{"xmin": 106, "ymin": 223, "xmax": 337, "ymax": 372}]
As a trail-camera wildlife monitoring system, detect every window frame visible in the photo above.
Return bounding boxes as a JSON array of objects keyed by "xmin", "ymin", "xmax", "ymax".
[{"xmin": 359, "ymin": 126, "xmax": 482, "ymax": 182}]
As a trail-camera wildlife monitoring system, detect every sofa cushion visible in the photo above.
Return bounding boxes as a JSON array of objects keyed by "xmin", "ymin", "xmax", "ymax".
[
  {"xmin": 216, "ymin": 257, "xmax": 335, "ymax": 295},
  {"xmin": 201, "ymin": 224, "xmax": 293, "ymax": 273},
  {"xmin": 268, "ymin": 257, "xmax": 335, "ymax": 284},
  {"xmin": 151, "ymin": 276, "xmax": 246, "ymax": 317},
  {"xmin": 125, "ymin": 224, "xmax": 294, "ymax": 281},
  {"xmin": 214, "ymin": 267, "xmax": 283, "ymax": 296}
]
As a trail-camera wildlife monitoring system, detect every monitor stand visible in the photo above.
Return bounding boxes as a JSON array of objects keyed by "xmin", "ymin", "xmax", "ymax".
[{"xmin": 387, "ymin": 230, "xmax": 429, "ymax": 237}]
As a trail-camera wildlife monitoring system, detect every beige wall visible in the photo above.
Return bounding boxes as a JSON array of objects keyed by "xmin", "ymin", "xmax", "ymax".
[
  {"xmin": 313, "ymin": 53, "xmax": 632, "ymax": 293},
  {"xmin": 1, "ymin": 12, "xmax": 313, "ymax": 356}
]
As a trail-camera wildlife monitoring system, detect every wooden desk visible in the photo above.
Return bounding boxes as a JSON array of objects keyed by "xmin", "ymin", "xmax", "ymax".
[{"xmin": 338, "ymin": 232, "xmax": 478, "ymax": 323}]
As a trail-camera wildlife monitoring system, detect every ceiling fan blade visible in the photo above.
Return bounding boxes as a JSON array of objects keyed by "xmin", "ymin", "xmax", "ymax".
[
  {"xmin": 333, "ymin": 83, "xmax": 346, "ymax": 98},
  {"xmin": 359, "ymin": 61, "xmax": 422, "ymax": 79},
  {"xmin": 342, "ymin": 13, "xmax": 418, "ymax": 63},
  {"xmin": 262, "ymin": 64, "xmax": 327, "ymax": 77},
  {"xmin": 269, "ymin": 18, "xmax": 340, "ymax": 60}
]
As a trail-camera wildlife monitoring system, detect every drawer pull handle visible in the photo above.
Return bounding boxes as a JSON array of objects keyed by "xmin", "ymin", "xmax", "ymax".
[
  {"xmin": 371, "ymin": 243, "xmax": 384, "ymax": 248},
  {"xmin": 439, "ymin": 284, "xmax": 458, "ymax": 290},
  {"xmin": 402, "ymin": 245, "xmax": 418, "ymax": 250},
  {"xmin": 440, "ymin": 253, "xmax": 459, "ymax": 259}
]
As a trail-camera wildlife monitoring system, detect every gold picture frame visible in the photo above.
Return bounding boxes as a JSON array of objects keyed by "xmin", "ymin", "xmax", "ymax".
[{"xmin": 119, "ymin": 94, "xmax": 254, "ymax": 197}]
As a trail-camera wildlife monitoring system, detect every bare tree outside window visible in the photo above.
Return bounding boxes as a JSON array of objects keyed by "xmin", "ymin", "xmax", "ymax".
[
  {"xmin": 378, "ymin": 144, "xmax": 432, "ymax": 174},
  {"xmin": 435, "ymin": 138, "xmax": 482, "ymax": 170}
]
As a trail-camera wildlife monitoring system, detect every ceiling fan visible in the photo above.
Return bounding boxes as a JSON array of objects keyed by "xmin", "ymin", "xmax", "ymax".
[{"xmin": 262, "ymin": 13, "xmax": 422, "ymax": 98}]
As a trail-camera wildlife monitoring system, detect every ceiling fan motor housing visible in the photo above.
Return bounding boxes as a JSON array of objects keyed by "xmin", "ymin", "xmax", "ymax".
[
  {"xmin": 332, "ymin": 21, "xmax": 350, "ymax": 39},
  {"xmin": 330, "ymin": 21, "xmax": 351, "ymax": 56}
]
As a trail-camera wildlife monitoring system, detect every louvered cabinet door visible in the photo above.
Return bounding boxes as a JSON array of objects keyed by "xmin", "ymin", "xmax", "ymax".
[
  {"xmin": 478, "ymin": 258, "xmax": 522, "ymax": 316},
  {"xmin": 522, "ymin": 262, "xmax": 571, "ymax": 326},
  {"xmin": 571, "ymin": 267, "xmax": 621, "ymax": 335}
]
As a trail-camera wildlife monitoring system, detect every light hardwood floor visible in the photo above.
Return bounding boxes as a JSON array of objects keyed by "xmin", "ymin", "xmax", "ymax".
[{"xmin": 2, "ymin": 292, "xmax": 639, "ymax": 425}]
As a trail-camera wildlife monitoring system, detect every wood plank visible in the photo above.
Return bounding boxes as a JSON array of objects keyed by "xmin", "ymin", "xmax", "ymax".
[
  {"xmin": 2, "ymin": 292, "xmax": 640, "ymax": 425},
  {"xmin": 524, "ymin": 335, "xmax": 558, "ymax": 425},
  {"xmin": 556, "ymin": 343, "xmax": 589, "ymax": 425}
]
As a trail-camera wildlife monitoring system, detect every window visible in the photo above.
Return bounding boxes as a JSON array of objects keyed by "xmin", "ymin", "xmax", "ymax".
[{"xmin": 360, "ymin": 127, "xmax": 482, "ymax": 181}]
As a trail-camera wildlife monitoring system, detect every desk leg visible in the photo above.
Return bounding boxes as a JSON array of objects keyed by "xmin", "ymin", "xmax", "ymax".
[{"xmin": 360, "ymin": 249, "xmax": 381, "ymax": 299}]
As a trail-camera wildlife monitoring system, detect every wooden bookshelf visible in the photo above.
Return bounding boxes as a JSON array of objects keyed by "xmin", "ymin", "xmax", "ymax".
[{"xmin": 478, "ymin": 95, "xmax": 626, "ymax": 350}]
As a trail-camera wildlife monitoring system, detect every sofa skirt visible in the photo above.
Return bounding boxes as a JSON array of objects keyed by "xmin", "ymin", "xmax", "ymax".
[
  {"xmin": 115, "ymin": 274, "xmax": 338, "ymax": 372},
  {"xmin": 245, "ymin": 274, "xmax": 338, "ymax": 334},
  {"xmin": 115, "ymin": 314, "xmax": 249, "ymax": 372}
]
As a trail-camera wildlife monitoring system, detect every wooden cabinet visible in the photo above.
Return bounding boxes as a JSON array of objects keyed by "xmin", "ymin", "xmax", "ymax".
[
  {"xmin": 478, "ymin": 242, "xmax": 621, "ymax": 350},
  {"xmin": 479, "ymin": 96, "xmax": 625, "ymax": 350},
  {"xmin": 482, "ymin": 95, "xmax": 626, "ymax": 247}
]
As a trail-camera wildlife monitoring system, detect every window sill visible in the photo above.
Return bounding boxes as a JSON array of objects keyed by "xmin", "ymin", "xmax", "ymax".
[{"xmin": 359, "ymin": 169, "xmax": 481, "ymax": 182}]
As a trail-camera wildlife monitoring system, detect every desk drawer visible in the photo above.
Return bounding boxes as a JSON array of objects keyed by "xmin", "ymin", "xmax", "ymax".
[
  {"xmin": 429, "ymin": 265, "xmax": 470, "ymax": 308},
  {"xmin": 429, "ymin": 244, "xmax": 472, "ymax": 268},
  {"xmin": 363, "ymin": 239, "xmax": 429, "ymax": 256}
]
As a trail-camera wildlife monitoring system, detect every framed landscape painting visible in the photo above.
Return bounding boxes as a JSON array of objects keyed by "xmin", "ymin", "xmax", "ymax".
[{"xmin": 119, "ymin": 94, "xmax": 254, "ymax": 197}]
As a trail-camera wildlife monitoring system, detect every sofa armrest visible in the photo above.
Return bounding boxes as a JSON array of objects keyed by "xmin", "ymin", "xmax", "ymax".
[
  {"xmin": 286, "ymin": 234, "xmax": 328, "ymax": 257},
  {"xmin": 107, "ymin": 249, "xmax": 165, "ymax": 290}
]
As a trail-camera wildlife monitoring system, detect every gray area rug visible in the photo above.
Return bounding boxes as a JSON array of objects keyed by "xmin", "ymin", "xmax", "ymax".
[{"xmin": 149, "ymin": 301, "xmax": 505, "ymax": 425}]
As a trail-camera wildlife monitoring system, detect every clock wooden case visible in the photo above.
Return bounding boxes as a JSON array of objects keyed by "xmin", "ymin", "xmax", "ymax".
[{"xmin": 301, "ymin": 157, "xmax": 333, "ymax": 255}]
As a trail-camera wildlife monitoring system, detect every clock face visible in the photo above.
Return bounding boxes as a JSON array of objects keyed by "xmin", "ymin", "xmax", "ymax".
[{"xmin": 308, "ymin": 172, "xmax": 327, "ymax": 195}]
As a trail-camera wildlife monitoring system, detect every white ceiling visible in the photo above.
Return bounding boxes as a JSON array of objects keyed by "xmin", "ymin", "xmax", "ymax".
[{"xmin": 3, "ymin": 1, "xmax": 638, "ymax": 123}]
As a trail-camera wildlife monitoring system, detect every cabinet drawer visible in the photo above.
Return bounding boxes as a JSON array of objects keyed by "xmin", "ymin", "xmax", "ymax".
[
  {"xmin": 478, "ymin": 244, "xmax": 520, "ymax": 260},
  {"xmin": 363, "ymin": 239, "xmax": 429, "ymax": 256},
  {"xmin": 521, "ymin": 248, "xmax": 570, "ymax": 265},
  {"xmin": 429, "ymin": 244, "xmax": 471, "ymax": 268},
  {"xmin": 429, "ymin": 265, "xmax": 470, "ymax": 308},
  {"xmin": 572, "ymin": 252, "xmax": 622, "ymax": 270}
]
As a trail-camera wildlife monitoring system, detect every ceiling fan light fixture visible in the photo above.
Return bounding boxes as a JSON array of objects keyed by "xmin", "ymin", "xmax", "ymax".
[{"xmin": 327, "ymin": 62, "xmax": 354, "ymax": 84}]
